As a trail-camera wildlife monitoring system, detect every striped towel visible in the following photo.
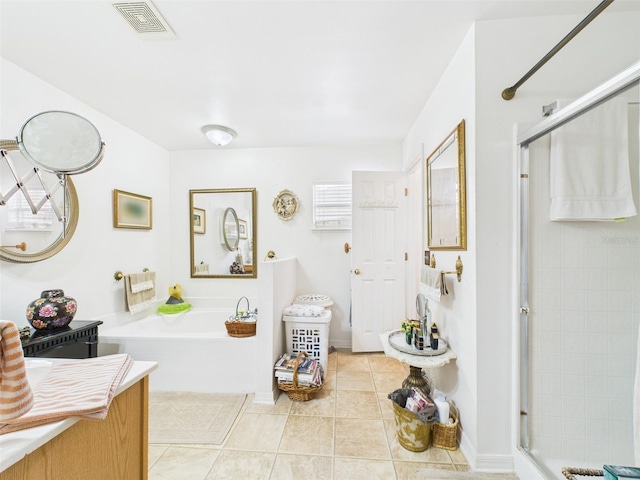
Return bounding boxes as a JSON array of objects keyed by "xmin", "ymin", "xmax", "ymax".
[
  {"xmin": 0, "ymin": 320, "xmax": 34, "ymax": 422},
  {"xmin": 0, "ymin": 353, "xmax": 132, "ymax": 434}
]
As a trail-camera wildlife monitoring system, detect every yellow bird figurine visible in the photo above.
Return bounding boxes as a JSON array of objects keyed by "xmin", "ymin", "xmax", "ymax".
[
  {"xmin": 167, "ymin": 284, "xmax": 183, "ymax": 303},
  {"xmin": 157, "ymin": 283, "xmax": 191, "ymax": 314}
]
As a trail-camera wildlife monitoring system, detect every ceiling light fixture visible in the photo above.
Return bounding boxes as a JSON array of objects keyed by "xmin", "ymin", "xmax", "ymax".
[{"xmin": 202, "ymin": 125, "xmax": 237, "ymax": 146}]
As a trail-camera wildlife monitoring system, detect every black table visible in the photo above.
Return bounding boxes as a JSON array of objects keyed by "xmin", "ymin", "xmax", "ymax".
[{"xmin": 21, "ymin": 320, "xmax": 103, "ymax": 359}]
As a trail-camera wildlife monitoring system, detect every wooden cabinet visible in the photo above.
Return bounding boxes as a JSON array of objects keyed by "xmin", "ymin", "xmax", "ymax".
[
  {"xmin": 22, "ymin": 321, "xmax": 103, "ymax": 359},
  {"xmin": 0, "ymin": 376, "xmax": 149, "ymax": 480}
]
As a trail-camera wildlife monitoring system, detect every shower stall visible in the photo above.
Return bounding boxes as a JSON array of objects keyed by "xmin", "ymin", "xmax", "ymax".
[{"xmin": 517, "ymin": 61, "xmax": 640, "ymax": 478}]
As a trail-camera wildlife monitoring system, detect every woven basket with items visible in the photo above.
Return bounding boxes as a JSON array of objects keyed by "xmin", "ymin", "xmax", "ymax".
[
  {"xmin": 432, "ymin": 400, "xmax": 459, "ymax": 450},
  {"xmin": 561, "ymin": 467, "xmax": 603, "ymax": 479},
  {"xmin": 276, "ymin": 351, "xmax": 323, "ymax": 402},
  {"xmin": 225, "ymin": 296, "xmax": 257, "ymax": 338}
]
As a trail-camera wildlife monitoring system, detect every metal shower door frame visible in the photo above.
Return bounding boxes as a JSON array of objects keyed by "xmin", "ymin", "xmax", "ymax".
[{"xmin": 516, "ymin": 59, "xmax": 640, "ymax": 471}]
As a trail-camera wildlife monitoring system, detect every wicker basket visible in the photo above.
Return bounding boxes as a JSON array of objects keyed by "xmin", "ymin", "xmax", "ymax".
[
  {"xmin": 561, "ymin": 467, "xmax": 603, "ymax": 479},
  {"xmin": 225, "ymin": 296, "xmax": 257, "ymax": 337},
  {"xmin": 276, "ymin": 351, "xmax": 323, "ymax": 402},
  {"xmin": 225, "ymin": 320, "xmax": 256, "ymax": 337},
  {"xmin": 432, "ymin": 401, "xmax": 459, "ymax": 450}
]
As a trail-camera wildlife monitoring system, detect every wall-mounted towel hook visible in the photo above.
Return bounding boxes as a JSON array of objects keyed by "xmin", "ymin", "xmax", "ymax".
[{"xmin": 430, "ymin": 254, "xmax": 463, "ymax": 282}]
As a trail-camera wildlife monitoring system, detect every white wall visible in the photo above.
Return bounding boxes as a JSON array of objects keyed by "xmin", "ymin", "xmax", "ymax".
[
  {"xmin": 402, "ymin": 9, "xmax": 640, "ymax": 476},
  {"xmin": 402, "ymin": 23, "xmax": 480, "ymax": 458},
  {"xmin": 0, "ymin": 59, "xmax": 402, "ymax": 349},
  {"xmin": 167, "ymin": 144, "xmax": 402, "ymax": 348},
  {"xmin": 0, "ymin": 59, "xmax": 172, "ymax": 325}
]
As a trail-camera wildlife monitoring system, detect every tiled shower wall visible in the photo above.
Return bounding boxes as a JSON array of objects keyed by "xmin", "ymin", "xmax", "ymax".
[{"xmin": 527, "ymin": 95, "xmax": 639, "ymax": 466}]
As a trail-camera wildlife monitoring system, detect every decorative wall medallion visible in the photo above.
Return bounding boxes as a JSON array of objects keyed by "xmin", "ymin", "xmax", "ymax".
[{"xmin": 272, "ymin": 189, "xmax": 299, "ymax": 221}]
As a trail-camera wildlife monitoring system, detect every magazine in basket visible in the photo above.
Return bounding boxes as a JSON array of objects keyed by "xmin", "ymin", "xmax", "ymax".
[{"xmin": 274, "ymin": 352, "xmax": 323, "ymax": 386}]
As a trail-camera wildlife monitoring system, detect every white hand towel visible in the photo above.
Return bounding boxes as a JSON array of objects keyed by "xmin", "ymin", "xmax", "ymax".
[
  {"xmin": 550, "ymin": 96, "xmax": 637, "ymax": 221},
  {"xmin": 124, "ymin": 271, "xmax": 157, "ymax": 314},
  {"xmin": 194, "ymin": 263, "xmax": 209, "ymax": 274},
  {"xmin": 283, "ymin": 304, "xmax": 325, "ymax": 317},
  {"xmin": 0, "ymin": 321, "xmax": 34, "ymax": 422},
  {"xmin": 420, "ymin": 266, "xmax": 449, "ymax": 302},
  {"xmin": 128, "ymin": 271, "xmax": 155, "ymax": 293}
]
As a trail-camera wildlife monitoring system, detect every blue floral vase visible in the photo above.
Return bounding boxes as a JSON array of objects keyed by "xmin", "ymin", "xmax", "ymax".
[{"xmin": 26, "ymin": 289, "xmax": 77, "ymax": 330}]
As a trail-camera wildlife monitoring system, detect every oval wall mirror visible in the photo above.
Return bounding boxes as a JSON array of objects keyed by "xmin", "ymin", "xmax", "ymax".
[
  {"xmin": 222, "ymin": 207, "xmax": 240, "ymax": 251},
  {"xmin": 426, "ymin": 119, "xmax": 467, "ymax": 250},
  {"xmin": 189, "ymin": 188, "xmax": 257, "ymax": 278}
]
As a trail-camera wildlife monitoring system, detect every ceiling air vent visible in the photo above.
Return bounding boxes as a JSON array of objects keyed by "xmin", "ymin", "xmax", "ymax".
[{"xmin": 112, "ymin": 2, "xmax": 175, "ymax": 38}]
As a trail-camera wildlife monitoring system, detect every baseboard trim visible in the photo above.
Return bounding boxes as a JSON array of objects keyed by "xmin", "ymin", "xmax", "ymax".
[
  {"xmin": 459, "ymin": 432, "xmax": 515, "ymax": 473},
  {"xmin": 253, "ymin": 389, "xmax": 278, "ymax": 405}
]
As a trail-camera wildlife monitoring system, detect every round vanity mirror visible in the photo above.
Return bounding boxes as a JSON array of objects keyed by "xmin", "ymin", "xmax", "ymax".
[
  {"xmin": 0, "ymin": 175, "xmax": 79, "ymax": 263},
  {"xmin": 222, "ymin": 207, "xmax": 240, "ymax": 251},
  {"xmin": 17, "ymin": 111, "xmax": 105, "ymax": 174}
]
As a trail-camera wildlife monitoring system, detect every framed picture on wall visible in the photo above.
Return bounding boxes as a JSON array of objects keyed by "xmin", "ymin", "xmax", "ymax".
[
  {"xmin": 193, "ymin": 208, "xmax": 206, "ymax": 234},
  {"xmin": 113, "ymin": 189, "xmax": 152, "ymax": 230},
  {"xmin": 238, "ymin": 219, "xmax": 248, "ymax": 239}
]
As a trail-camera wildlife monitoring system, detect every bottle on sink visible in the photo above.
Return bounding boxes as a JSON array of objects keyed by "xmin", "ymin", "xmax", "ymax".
[{"xmin": 430, "ymin": 322, "xmax": 439, "ymax": 350}]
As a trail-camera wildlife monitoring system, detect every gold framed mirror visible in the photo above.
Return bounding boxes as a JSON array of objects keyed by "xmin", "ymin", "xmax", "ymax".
[
  {"xmin": 189, "ymin": 188, "xmax": 257, "ymax": 278},
  {"xmin": 426, "ymin": 119, "xmax": 466, "ymax": 250}
]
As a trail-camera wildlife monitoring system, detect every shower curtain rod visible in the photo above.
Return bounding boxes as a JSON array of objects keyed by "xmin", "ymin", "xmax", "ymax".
[{"xmin": 501, "ymin": 0, "xmax": 614, "ymax": 101}]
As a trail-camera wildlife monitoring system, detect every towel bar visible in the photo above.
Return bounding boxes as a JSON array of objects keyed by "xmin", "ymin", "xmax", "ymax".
[
  {"xmin": 114, "ymin": 268, "xmax": 150, "ymax": 281},
  {"xmin": 429, "ymin": 255, "xmax": 463, "ymax": 282}
]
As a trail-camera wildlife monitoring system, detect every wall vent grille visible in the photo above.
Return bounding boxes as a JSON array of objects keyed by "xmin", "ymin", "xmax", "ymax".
[{"xmin": 112, "ymin": 2, "xmax": 175, "ymax": 38}]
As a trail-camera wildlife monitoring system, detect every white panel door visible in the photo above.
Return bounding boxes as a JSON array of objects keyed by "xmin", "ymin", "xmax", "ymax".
[{"xmin": 351, "ymin": 171, "xmax": 407, "ymax": 352}]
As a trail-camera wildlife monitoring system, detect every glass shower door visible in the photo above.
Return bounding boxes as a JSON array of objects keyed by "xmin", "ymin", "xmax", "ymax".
[{"xmin": 518, "ymin": 72, "xmax": 640, "ymax": 479}]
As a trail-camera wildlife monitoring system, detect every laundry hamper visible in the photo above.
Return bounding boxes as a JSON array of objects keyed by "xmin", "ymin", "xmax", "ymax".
[{"xmin": 432, "ymin": 401, "xmax": 459, "ymax": 450}]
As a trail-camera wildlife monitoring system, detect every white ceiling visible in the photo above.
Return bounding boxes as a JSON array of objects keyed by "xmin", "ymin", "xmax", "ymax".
[{"xmin": 2, "ymin": 0, "xmax": 638, "ymax": 151}]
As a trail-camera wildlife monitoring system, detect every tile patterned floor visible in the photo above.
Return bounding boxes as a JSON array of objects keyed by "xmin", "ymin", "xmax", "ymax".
[{"xmin": 148, "ymin": 350, "xmax": 471, "ymax": 480}]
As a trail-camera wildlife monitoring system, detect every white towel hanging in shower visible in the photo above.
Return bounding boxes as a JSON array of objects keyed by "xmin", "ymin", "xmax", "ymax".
[{"xmin": 549, "ymin": 96, "xmax": 637, "ymax": 221}]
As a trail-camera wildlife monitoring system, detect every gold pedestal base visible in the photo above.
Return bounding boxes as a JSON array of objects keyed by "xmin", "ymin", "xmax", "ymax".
[{"xmin": 401, "ymin": 365, "xmax": 430, "ymax": 394}]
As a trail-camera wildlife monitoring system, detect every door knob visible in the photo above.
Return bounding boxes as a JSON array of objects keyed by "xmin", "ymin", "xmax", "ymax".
[
  {"xmin": 344, "ymin": 242, "xmax": 351, "ymax": 253},
  {"xmin": 353, "ymin": 268, "xmax": 361, "ymax": 275}
]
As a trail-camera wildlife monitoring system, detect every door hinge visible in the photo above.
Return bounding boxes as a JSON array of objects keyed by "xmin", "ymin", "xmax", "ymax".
[
  {"xmin": 404, "ymin": 252, "xmax": 408, "ymax": 261},
  {"xmin": 404, "ymin": 188, "xmax": 408, "ymax": 196}
]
